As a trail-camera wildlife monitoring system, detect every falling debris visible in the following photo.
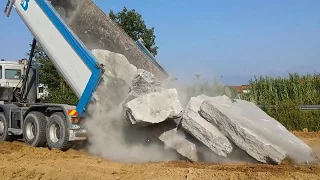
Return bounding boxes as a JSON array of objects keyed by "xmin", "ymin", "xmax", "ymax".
[
  {"xmin": 153, "ymin": 121, "xmax": 199, "ymax": 162},
  {"xmin": 91, "ymin": 49, "xmax": 138, "ymax": 86},
  {"xmin": 122, "ymin": 69, "xmax": 164, "ymax": 107},
  {"xmin": 124, "ymin": 88, "xmax": 183, "ymax": 126},
  {"xmin": 86, "ymin": 49, "xmax": 315, "ymax": 165}
]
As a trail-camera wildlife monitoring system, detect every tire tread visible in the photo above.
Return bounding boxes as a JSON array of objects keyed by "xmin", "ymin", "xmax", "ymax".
[
  {"xmin": 23, "ymin": 111, "xmax": 47, "ymax": 147},
  {"xmin": 46, "ymin": 112, "xmax": 73, "ymax": 151},
  {"xmin": 0, "ymin": 112, "xmax": 13, "ymax": 142}
]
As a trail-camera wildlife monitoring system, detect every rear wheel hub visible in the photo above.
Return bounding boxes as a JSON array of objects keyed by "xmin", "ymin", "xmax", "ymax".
[
  {"xmin": 0, "ymin": 120, "xmax": 4, "ymax": 135},
  {"xmin": 26, "ymin": 121, "xmax": 36, "ymax": 140},
  {"xmin": 49, "ymin": 123, "xmax": 60, "ymax": 143}
]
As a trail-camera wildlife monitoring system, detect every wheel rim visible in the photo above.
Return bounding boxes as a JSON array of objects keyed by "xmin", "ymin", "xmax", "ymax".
[
  {"xmin": 0, "ymin": 120, "xmax": 4, "ymax": 136},
  {"xmin": 26, "ymin": 121, "xmax": 36, "ymax": 140},
  {"xmin": 49, "ymin": 123, "xmax": 60, "ymax": 143}
]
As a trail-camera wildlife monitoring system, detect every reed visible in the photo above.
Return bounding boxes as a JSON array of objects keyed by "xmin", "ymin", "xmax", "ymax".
[{"xmin": 242, "ymin": 73, "xmax": 320, "ymax": 131}]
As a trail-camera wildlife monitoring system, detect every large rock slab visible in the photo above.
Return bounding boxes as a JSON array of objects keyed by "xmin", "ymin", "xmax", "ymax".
[
  {"xmin": 181, "ymin": 95, "xmax": 233, "ymax": 157},
  {"xmin": 199, "ymin": 95, "xmax": 314, "ymax": 164},
  {"xmin": 124, "ymin": 88, "xmax": 183, "ymax": 126},
  {"xmin": 89, "ymin": 49, "xmax": 137, "ymax": 111},
  {"xmin": 91, "ymin": 49, "xmax": 137, "ymax": 86},
  {"xmin": 122, "ymin": 69, "xmax": 164, "ymax": 106},
  {"xmin": 153, "ymin": 121, "xmax": 199, "ymax": 162}
]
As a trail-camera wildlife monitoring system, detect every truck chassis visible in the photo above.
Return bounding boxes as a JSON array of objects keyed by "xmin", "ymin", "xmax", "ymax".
[{"xmin": 0, "ymin": 102, "xmax": 86, "ymax": 151}]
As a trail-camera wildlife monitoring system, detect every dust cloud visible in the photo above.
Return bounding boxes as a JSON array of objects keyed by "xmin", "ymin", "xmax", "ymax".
[
  {"xmin": 82, "ymin": 71, "xmax": 243, "ymax": 163},
  {"xmin": 83, "ymin": 76, "xmax": 181, "ymax": 163},
  {"xmin": 162, "ymin": 76, "xmax": 236, "ymax": 109}
]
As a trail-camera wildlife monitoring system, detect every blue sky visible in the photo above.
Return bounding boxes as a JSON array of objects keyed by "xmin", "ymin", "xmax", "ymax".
[{"xmin": 0, "ymin": 0, "xmax": 319, "ymax": 85}]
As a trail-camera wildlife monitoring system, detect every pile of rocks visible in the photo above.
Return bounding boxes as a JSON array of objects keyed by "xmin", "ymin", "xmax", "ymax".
[{"xmin": 92, "ymin": 49, "xmax": 315, "ymax": 165}]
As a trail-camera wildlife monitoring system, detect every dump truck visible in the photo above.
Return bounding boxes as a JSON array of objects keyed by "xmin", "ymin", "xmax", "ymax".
[{"xmin": 1, "ymin": 0, "xmax": 166, "ymax": 151}]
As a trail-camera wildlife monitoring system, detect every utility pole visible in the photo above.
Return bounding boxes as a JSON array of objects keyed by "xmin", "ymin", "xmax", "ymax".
[{"xmin": 195, "ymin": 74, "xmax": 201, "ymax": 83}]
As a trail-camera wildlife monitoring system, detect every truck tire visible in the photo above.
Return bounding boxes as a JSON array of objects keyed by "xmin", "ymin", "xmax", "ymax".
[
  {"xmin": 0, "ymin": 112, "xmax": 13, "ymax": 142},
  {"xmin": 46, "ymin": 112, "xmax": 73, "ymax": 151},
  {"xmin": 23, "ymin": 111, "xmax": 47, "ymax": 147}
]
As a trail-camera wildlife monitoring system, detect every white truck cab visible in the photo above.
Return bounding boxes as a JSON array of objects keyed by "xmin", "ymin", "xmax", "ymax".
[
  {"xmin": 0, "ymin": 59, "xmax": 25, "ymax": 88},
  {"xmin": 0, "ymin": 59, "xmax": 48, "ymax": 99}
]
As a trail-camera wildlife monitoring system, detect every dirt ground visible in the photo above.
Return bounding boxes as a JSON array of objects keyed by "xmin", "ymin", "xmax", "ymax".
[{"xmin": 0, "ymin": 132, "xmax": 320, "ymax": 180}]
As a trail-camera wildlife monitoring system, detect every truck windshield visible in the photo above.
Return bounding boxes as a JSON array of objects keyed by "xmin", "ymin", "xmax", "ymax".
[{"xmin": 5, "ymin": 69, "xmax": 21, "ymax": 79}]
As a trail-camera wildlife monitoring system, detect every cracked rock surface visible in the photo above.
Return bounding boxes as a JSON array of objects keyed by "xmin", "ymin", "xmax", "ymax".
[
  {"xmin": 122, "ymin": 69, "xmax": 164, "ymax": 107},
  {"xmin": 181, "ymin": 95, "xmax": 233, "ymax": 157},
  {"xmin": 124, "ymin": 88, "xmax": 183, "ymax": 126},
  {"xmin": 199, "ymin": 95, "xmax": 313, "ymax": 164}
]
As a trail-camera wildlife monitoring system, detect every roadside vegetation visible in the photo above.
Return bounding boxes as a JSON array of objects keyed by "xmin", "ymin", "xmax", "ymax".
[{"xmin": 242, "ymin": 73, "xmax": 320, "ymax": 132}]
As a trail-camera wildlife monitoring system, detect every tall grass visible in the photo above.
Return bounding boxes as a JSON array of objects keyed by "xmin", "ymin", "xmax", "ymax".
[
  {"xmin": 242, "ymin": 73, "xmax": 320, "ymax": 106},
  {"xmin": 242, "ymin": 73, "xmax": 320, "ymax": 131}
]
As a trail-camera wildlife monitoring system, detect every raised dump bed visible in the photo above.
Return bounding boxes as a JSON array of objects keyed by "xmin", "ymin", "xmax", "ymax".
[{"xmin": 51, "ymin": 0, "xmax": 168, "ymax": 81}]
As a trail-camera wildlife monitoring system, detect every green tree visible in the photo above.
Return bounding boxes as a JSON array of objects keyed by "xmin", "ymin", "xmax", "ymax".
[
  {"xmin": 26, "ymin": 41, "xmax": 78, "ymax": 105},
  {"xmin": 29, "ymin": 44, "xmax": 60, "ymax": 89},
  {"xmin": 109, "ymin": 7, "xmax": 159, "ymax": 56}
]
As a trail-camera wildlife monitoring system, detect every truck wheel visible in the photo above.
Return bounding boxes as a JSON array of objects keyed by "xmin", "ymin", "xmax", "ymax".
[
  {"xmin": 46, "ymin": 112, "xmax": 72, "ymax": 151},
  {"xmin": 23, "ymin": 111, "xmax": 47, "ymax": 147},
  {"xmin": 0, "ymin": 112, "xmax": 13, "ymax": 142}
]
